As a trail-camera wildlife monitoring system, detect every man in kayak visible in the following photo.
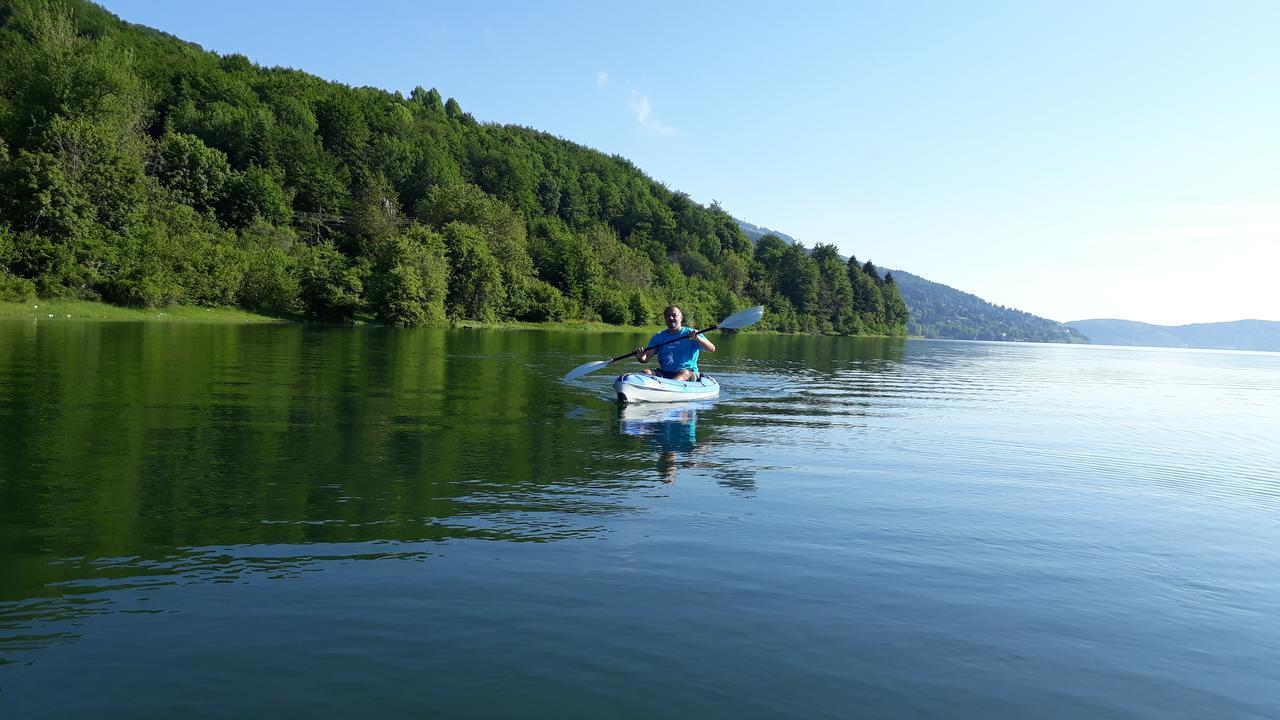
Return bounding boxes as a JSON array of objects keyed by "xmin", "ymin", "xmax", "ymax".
[{"xmin": 632, "ymin": 305, "xmax": 715, "ymax": 381}]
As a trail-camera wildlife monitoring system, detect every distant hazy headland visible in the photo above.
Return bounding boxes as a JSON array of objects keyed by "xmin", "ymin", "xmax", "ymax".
[{"xmin": 1065, "ymin": 319, "xmax": 1280, "ymax": 352}]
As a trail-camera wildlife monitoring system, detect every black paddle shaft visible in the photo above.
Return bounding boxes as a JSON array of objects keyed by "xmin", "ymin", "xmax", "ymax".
[{"xmin": 610, "ymin": 325, "xmax": 718, "ymax": 363}]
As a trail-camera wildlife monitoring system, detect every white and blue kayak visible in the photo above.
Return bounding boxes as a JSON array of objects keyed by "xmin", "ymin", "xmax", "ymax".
[{"xmin": 613, "ymin": 372, "xmax": 720, "ymax": 404}]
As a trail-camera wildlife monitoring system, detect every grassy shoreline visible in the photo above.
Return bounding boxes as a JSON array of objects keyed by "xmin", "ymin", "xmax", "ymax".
[
  {"xmin": 0, "ymin": 299, "xmax": 912, "ymax": 338},
  {"xmin": 0, "ymin": 299, "xmax": 285, "ymax": 323},
  {"xmin": 0, "ymin": 299, "xmax": 655, "ymax": 332},
  {"xmin": 453, "ymin": 318, "xmax": 652, "ymax": 333}
]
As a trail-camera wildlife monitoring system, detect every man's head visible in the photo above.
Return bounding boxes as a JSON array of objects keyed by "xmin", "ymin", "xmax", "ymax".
[{"xmin": 663, "ymin": 305, "xmax": 684, "ymax": 330}]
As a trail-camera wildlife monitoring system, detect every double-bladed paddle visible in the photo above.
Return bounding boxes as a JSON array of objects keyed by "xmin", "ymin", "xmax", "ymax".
[{"xmin": 561, "ymin": 305, "xmax": 765, "ymax": 382}]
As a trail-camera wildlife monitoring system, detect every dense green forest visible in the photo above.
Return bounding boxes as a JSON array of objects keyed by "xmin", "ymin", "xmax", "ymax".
[
  {"xmin": 888, "ymin": 269, "xmax": 1085, "ymax": 342},
  {"xmin": 0, "ymin": 0, "xmax": 907, "ymax": 335}
]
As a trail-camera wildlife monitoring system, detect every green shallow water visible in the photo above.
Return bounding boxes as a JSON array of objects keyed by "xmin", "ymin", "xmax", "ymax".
[{"xmin": 1, "ymin": 320, "xmax": 1278, "ymax": 718}]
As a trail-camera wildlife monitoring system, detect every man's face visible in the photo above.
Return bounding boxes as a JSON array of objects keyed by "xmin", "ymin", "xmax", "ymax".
[{"xmin": 665, "ymin": 308, "xmax": 683, "ymax": 329}]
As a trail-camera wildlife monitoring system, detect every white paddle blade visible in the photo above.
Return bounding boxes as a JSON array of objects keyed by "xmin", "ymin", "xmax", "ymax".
[
  {"xmin": 562, "ymin": 359, "xmax": 612, "ymax": 382},
  {"xmin": 718, "ymin": 305, "xmax": 765, "ymax": 330}
]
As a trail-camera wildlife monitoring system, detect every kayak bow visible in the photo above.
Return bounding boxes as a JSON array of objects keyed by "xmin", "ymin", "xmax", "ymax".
[{"xmin": 613, "ymin": 373, "xmax": 720, "ymax": 404}]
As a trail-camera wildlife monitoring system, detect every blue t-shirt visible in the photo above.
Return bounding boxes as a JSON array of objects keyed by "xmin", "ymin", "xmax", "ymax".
[{"xmin": 649, "ymin": 327, "xmax": 701, "ymax": 371}]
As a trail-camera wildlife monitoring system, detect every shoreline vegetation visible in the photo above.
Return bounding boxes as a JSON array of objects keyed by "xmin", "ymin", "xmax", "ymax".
[
  {"xmin": 0, "ymin": 298, "xmax": 282, "ymax": 323},
  {"xmin": 0, "ymin": 298, "xmax": 658, "ymax": 332},
  {"xmin": 0, "ymin": 1, "xmax": 909, "ymax": 338},
  {"xmin": 1, "ymin": 299, "xmax": 917, "ymax": 340}
]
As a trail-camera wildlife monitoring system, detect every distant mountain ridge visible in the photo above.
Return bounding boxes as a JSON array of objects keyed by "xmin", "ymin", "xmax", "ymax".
[
  {"xmin": 730, "ymin": 218, "xmax": 1275, "ymax": 349},
  {"xmin": 731, "ymin": 216, "xmax": 1081, "ymax": 343},
  {"xmin": 735, "ymin": 219, "xmax": 799, "ymax": 246},
  {"xmin": 889, "ymin": 269, "xmax": 1084, "ymax": 343},
  {"xmin": 1065, "ymin": 319, "xmax": 1280, "ymax": 352}
]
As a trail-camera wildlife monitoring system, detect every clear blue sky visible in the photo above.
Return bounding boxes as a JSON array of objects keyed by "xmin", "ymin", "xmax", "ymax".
[{"xmin": 101, "ymin": 0, "xmax": 1280, "ymax": 325}]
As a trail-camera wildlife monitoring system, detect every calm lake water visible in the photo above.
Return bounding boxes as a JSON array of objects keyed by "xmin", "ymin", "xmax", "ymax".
[{"xmin": 1, "ymin": 320, "xmax": 1278, "ymax": 719}]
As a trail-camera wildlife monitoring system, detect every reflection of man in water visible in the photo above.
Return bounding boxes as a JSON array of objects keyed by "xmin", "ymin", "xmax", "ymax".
[
  {"xmin": 619, "ymin": 406, "xmax": 698, "ymax": 483},
  {"xmin": 655, "ymin": 410, "xmax": 696, "ymax": 482},
  {"xmin": 658, "ymin": 450, "xmax": 679, "ymax": 483},
  {"xmin": 615, "ymin": 406, "xmax": 753, "ymax": 491}
]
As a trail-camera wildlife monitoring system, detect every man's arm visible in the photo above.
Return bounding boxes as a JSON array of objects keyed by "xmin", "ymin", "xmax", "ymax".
[{"xmin": 695, "ymin": 333, "xmax": 715, "ymax": 352}]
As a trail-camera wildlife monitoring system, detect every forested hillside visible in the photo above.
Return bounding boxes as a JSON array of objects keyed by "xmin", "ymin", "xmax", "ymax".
[
  {"xmin": 0, "ymin": 0, "xmax": 907, "ymax": 334},
  {"xmin": 890, "ymin": 269, "xmax": 1084, "ymax": 342}
]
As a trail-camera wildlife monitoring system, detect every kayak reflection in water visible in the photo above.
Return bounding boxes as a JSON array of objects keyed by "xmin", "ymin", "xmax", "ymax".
[
  {"xmin": 618, "ymin": 403, "xmax": 702, "ymax": 483},
  {"xmin": 632, "ymin": 305, "xmax": 715, "ymax": 381}
]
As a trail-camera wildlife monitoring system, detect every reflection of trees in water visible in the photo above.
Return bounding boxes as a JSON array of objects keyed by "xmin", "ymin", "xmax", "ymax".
[
  {"xmin": 724, "ymin": 333, "xmax": 907, "ymax": 377},
  {"xmin": 0, "ymin": 323, "xmax": 669, "ymax": 663},
  {"xmin": 713, "ymin": 334, "xmax": 912, "ymax": 429},
  {"xmin": 708, "ymin": 465, "xmax": 757, "ymax": 495},
  {"xmin": 0, "ymin": 544, "xmax": 442, "ymax": 661},
  {"xmin": 0, "ymin": 324, "xmax": 912, "ymax": 662}
]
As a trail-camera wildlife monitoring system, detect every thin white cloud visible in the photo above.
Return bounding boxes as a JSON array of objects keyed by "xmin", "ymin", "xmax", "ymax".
[
  {"xmin": 628, "ymin": 90, "xmax": 675, "ymax": 135},
  {"xmin": 596, "ymin": 71, "xmax": 609, "ymax": 86}
]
